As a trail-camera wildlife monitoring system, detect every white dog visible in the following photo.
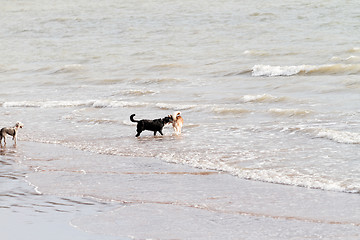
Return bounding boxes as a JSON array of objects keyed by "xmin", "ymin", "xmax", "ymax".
[
  {"xmin": 172, "ymin": 111, "xmax": 183, "ymax": 134},
  {"xmin": 0, "ymin": 121, "xmax": 24, "ymax": 145}
]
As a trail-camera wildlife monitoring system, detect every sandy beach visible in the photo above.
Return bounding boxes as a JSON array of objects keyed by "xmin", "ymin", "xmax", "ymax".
[
  {"xmin": 1, "ymin": 141, "xmax": 359, "ymax": 240},
  {"xmin": 0, "ymin": 143, "xmax": 121, "ymax": 240}
]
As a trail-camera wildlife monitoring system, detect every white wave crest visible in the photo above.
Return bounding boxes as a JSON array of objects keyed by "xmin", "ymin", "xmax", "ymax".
[
  {"xmin": 53, "ymin": 64, "xmax": 84, "ymax": 74},
  {"xmin": 92, "ymin": 100, "xmax": 148, "ymax": 108},
  {"xmin": 122, "ymin": 89, "xmax": 158, "ymax": 96},
  {"xmin": 242, "ymin": 94, "xmax": 283, "ymax": 103},
  {"xmin": 159, "ymin": 152, "xmax": 360, "ymax": 194},
  {"xmin": 316, "ymin": 129, "xmax": 360, "ymax": 144},
  {"xmin": 242, "ymin": 50, "xmax": 270, "ymax": 57},
  {"xmin": 347, "ymin": 47, "xmax": 360, "ymax": 53},
  {"xmin": 252, "ymin": 64, "xmax": 360, "ymax": 77},
  {"xmin": 330, "ymin": 55, "xmax": 360, "ymax": 64},
  {"xmin": 155, "ymin": 103, "xmax": 196, "ymax": 110},
  {"xmin": 3, "ymin": 100, "xmax": 95, "ymax": 108},
  {"xmin": 2, "ymin": 100, "xmax": 148, "ymax": 108},
  {"xmin": 269, "ymin": 108, "xmax": 312, "ymax": 117},
  {"xmin": 212, "ymin": 107, "xmax": 250, "ymax": 115}
]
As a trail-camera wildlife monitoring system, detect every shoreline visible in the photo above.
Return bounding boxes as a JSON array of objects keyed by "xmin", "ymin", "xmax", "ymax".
[
  {"xmin": 1, "ymin": 141, "xmax": 359, "ymax": 239},
  {"xmin": 0, "ymin": 143, "xmax": 123, "ymax": 240}
]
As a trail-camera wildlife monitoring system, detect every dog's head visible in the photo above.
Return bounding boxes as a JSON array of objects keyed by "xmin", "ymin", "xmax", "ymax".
[
  {"xmin": 163, "ymin": 115, "xmax": 174, "ymax": 125},
  {"xmin": 15, "ymin": 122, "xmax": 24, "ymax": 129}
]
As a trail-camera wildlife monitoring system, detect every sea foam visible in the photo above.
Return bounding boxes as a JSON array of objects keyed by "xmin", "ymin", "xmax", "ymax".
[
  {"xmin": 241, "ymin": 94, "xmax": 284, "ymax": 103},
  {"xmin": 316, "ymin": 128, "xmax": 360, "ymax": 144},
  {"xmin": 252, "ymin": 64, "xmax": 360, "ymax": 77},
  {"xmin": 269, "ymin": 108, "xmax": 312, "ymax": 117},
  {"xmin": 1, "ymin": 100, "xmax": 148, "ymax": 108}
]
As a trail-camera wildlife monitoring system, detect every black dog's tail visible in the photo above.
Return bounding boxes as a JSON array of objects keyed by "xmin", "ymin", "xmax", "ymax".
[{"xmin": 130, "ymin": 114, "xmax": 139, "ymax": 123}]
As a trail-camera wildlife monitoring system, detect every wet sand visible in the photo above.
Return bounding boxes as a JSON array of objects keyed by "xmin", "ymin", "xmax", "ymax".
[
  {"xmin": 0, "ymin": 145, "xmax": 122, "ymax": 240},
  {"xmin": 1, "ymin": 141, "xmax": 359, "ymax": 240}
]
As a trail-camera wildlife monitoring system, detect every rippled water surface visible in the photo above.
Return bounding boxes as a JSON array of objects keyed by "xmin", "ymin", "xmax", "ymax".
[
  {"xmin": 1, "ymin": 0, "xmax": 360, "ymax": 238},
  {"xmin": 1, "ymin": 0, "xmax": 360, "ymax": 193}
]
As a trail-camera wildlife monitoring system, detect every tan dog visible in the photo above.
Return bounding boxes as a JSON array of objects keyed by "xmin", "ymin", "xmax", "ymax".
[
  {"xmin": 172, "ymin": 111, "xmax": 183, "ymax": 134},
  {"xmin": 0, "ymin": 121, "xmax": 24, "ymax": 145}
]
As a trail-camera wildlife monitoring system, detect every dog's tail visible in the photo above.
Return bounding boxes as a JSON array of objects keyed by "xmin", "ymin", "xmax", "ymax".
[
  {"xmin": 172, "ymin": 111, "xmax": 181, "ymax": 120},
  {"xmin": 130, "ymin": 114, "xmax": 139, "ymax": 122}
]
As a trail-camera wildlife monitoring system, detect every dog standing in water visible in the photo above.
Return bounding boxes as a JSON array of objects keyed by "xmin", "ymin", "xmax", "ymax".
[
  {"xmin": 130, "ymin": 114, "xmax": 173, "ymax": 137},
  {"xmin": 172, "ymin": 111, "xmax": 184, "ymax": 134},
  {"xmin": 0, "ymin": 122, "xmax": 24, "ymax": 145}
]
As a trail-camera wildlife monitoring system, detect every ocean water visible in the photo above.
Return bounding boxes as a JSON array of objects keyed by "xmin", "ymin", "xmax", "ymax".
[{"xmin": 1, "ymin": 0, "xmax": 360, "ymax": 238}]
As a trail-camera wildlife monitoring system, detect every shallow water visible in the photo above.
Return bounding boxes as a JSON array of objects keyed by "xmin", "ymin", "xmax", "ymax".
[
  {"xmin": 2, "ymin": 141, "xmax": 359, "ymax": 239},
  {"xmin": 1, "ymin": 0, "xmax": 360, "ymax": 238},
  {"xmin": 0, "ymin": 144, "xmax": 122, "ymax": 240}
]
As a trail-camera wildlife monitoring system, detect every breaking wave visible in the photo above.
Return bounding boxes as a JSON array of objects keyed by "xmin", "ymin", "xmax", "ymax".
[
  {"xmin": 330, "ymin": 55, "xmax": 360, "ymax": 64},
  {"xmin": 52, "ymin": 64, "xmax": 84, "ymax": 74},
  {"xmin": 155, "ymin": 103, "xmax": 197, "ymax": 110},
  {"xmin": 212, "ymin": 107, "xmax": 250, "ymax": 115},
  {"xmin": 281, "ymin": 126, "xmax": 360, "ymax": 145},
  {"xmin": 1, "ymin": 100, "xmax": 199, "ymax": 111},
  {"xmin": 1, "ymin": 100, "xmax": 149, "ymax": 108},
  {"xmin": 315, "ymin": 128, "xmax": 360, "ymax": 144},
  {"xmin": 252, "ymin": 64, "xmax": 360, "ymax": 77},
  {"xmin": 241, "ymin": 94, "xmax": 285, "ymax": 103},
  {"xmin": 269, "ymin": 108, "xmax": 312, "ymax": 117}
]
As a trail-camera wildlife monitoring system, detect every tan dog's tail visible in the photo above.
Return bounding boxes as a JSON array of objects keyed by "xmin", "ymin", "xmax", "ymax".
[{"xmin": 172, "ymin": 111, "xmax": 181, "ymax": 121}]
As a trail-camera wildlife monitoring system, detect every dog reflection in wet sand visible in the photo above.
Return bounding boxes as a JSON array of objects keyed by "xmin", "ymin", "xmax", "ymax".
[
  {"xmin": 130, "ymin": 114, "xmax": 173, "ymax": 137},
  {"xmin": 171, "ymin": 111, "xmax": 183, "ymax": 134},
  {"xmin": 0, "ymin": 122, "xmax": 24, "ymax": 145}
]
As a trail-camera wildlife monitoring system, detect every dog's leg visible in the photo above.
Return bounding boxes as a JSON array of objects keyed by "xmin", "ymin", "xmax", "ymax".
[
  {"xmin": 154, "ymin": 131, "xmax": 157, "ymax": 136},
  {"xmin": 159, "ymin": 130, "xmax": 163, "ymax": 136},
  {"xmin": 136, "ymin": 126, "xmax": 142, "ymax": 137},
  {"xmin": 136, "ymin": 123, "xmax": 143, "ymax": 137}
]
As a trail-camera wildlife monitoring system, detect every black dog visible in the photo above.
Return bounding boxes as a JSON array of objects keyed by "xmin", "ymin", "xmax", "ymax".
[{"xmin": 130, "ymin": 114, "xmax": 173, "ymax": 137}]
